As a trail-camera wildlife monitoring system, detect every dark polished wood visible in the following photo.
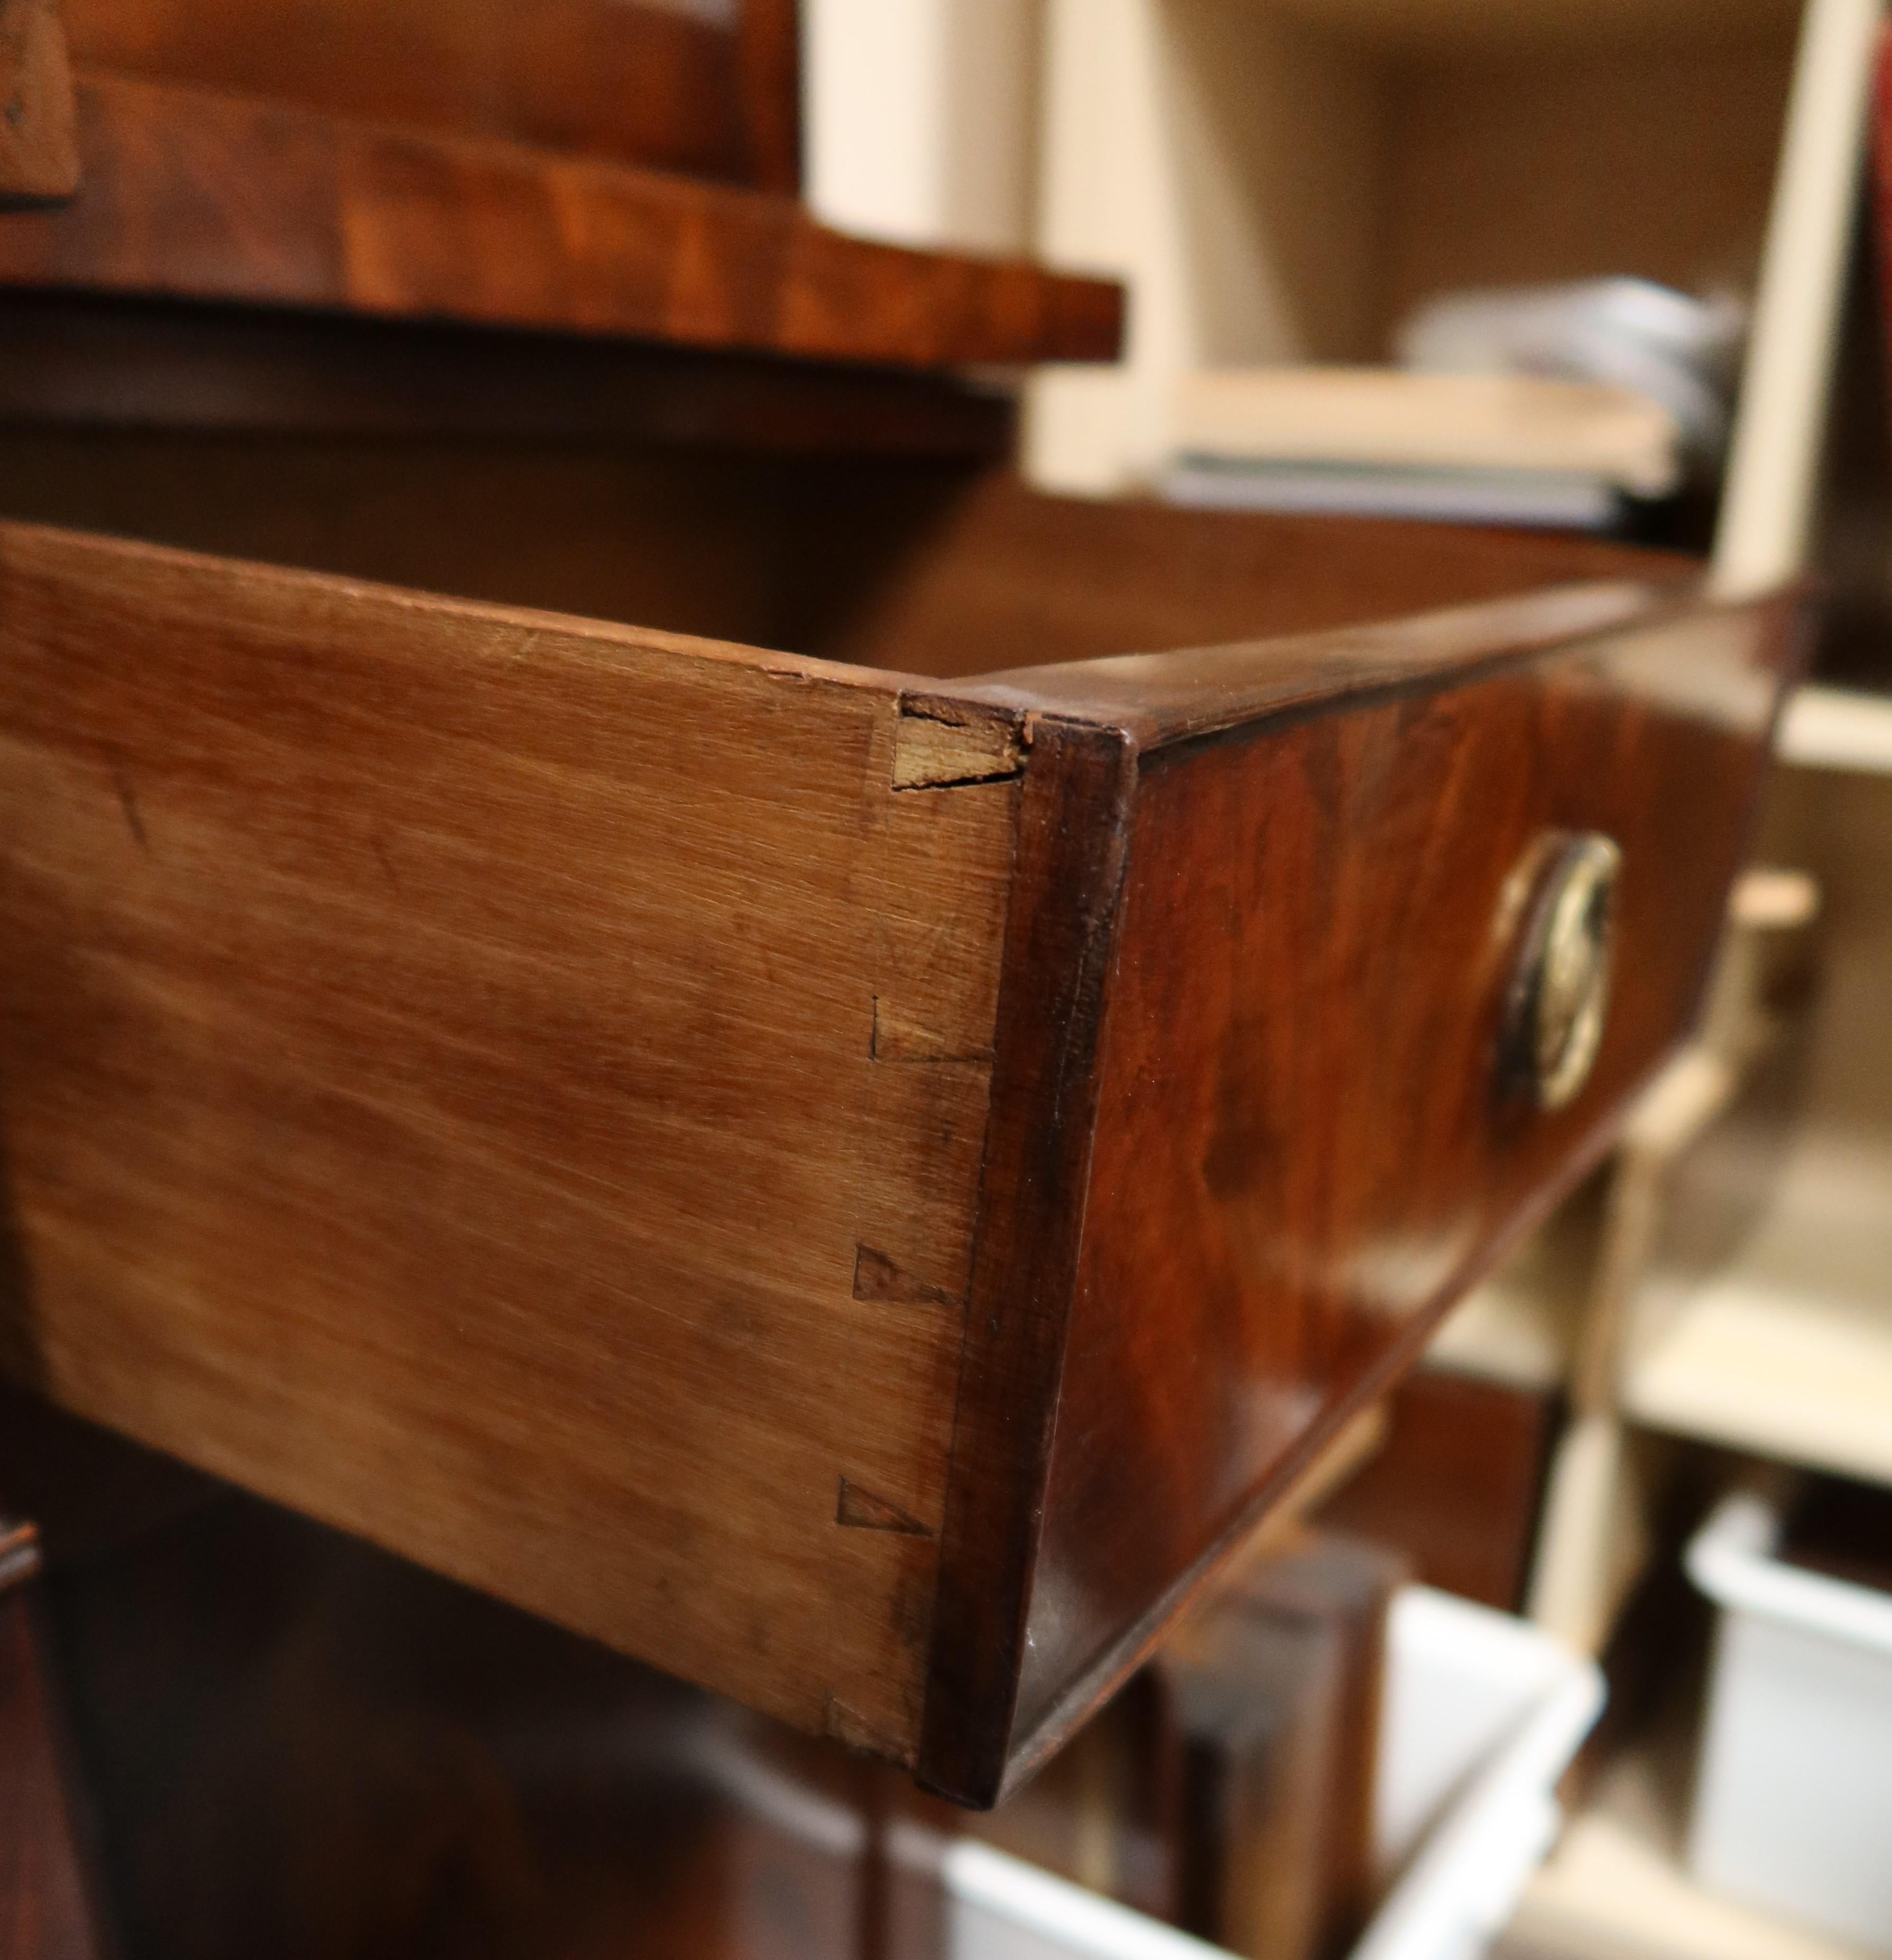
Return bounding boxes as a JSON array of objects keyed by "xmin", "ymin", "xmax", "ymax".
[
  {"xmin": 39, "ymin": 1478, "xmax": 881, "ymax": 1960},
  {"xmin": 917, "ymin": 717, "xmax": 1135, "ymax": 1809},
  {"xmin": 0, "ymin": 0, "xmax": 79, "ymax": 206},
  {"xmin": 814, "ymin": 473, "xmax": 1715, "ymax": 680},
  {"xmin": 1, "ymin": 1523, "xmax": 110, "ymax": 1960},
  {"xmin": 0, "ymin": 293, "xmax": 1018, "ymax": 455},
  {"xmin": 1873, "ymin": 19, "xmax": 1892, "ymax": 412},
  {"xmin": 0, "ymin": 444, "xmax": 1700, "ymax": 691},
  {"xmin": 0, "ymin": 69, "xmax": 1122, "ymax": 368},
  {"xmin": 21, "ymin": 1400, "xmax": 1407, "ymax": 1960},
  {"xmin": 962, "ymin": 588, "xmax": 1803, "ymax": 1800},
  {"xmin": 1316, "ymin": 1366, "xmax": 1561, "ymax": 1613},
  {"xmin": 63, "ymin": 0, "xmax": 795, "ymax": 190},
  {"xmin": 734, "ymin": 0, "xmax": 801, "ymax": 196}
]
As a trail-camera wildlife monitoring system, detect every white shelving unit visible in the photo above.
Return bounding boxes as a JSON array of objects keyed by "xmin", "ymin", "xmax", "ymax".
[
  {"xmin": 1619, "ymin": 738, "xmax": 1892, "ymax": 1484},
  {"xmin": 1488, "ymin": 710, "xmax": 1892, "ymax": 1958},
  {"xmin": 1624, "ymin": 1140, "xmax": 1892, "ymax": 1484},
  {"xmin": 798, "ymin": 11, "xmax": 1892, "ymax": 1957},
  {"xmin": 1777, "ymin": 682, "xmax": 1892, "ymax": 772},
  {"xmin": 1024, "ymin": 0, "xmax": 1871, "ymax": 525},
  {"xmin": 1503, "ymin": 1738, "xmax": 1871, "ymax": 1960}
]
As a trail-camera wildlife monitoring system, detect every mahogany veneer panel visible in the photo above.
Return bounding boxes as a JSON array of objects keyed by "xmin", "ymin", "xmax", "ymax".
[
  {"xmin": 0, "ymin": 69, "xmax": 1121, "ymax": 368},
  {"xmin": 1315, "ymin": 1366, "xmax": 1559, "ymax": 1612},
  {"xmin": 968, "ymin": 591, "xmax": 1799, "ymax": 1789},
  {"xmin": 63, "ymin": 0, "xmax": 799, "ymax": 190},
  {"xmin": 0, "ymin": 513, "xmax": 1798, "ymax": 1805}
]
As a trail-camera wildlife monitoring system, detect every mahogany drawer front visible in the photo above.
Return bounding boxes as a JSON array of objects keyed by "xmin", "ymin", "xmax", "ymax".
[
  {"xmin": 0, "ymin": 520, "xmax": 1799, "ymax": 1808},
  {"xmin": 968, "ymin": 600, "xmax": 1794, "ymax": 1789}
]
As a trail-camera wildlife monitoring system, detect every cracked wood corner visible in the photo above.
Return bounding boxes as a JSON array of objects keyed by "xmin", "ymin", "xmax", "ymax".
[{"xmin": 891, "ymin": 694, "xmax": 1024, "ymax": 789}]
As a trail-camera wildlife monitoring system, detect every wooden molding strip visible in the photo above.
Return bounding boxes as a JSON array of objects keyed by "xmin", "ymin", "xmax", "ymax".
[{"xmin": 0, "ymin": 68, "xmax": 1124, "ymax": 368}]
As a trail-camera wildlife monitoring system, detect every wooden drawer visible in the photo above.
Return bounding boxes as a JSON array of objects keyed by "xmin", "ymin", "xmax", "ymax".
[{"xmin": 0, "ymin": 495, "xmax": 1798, "ymax": 1806}]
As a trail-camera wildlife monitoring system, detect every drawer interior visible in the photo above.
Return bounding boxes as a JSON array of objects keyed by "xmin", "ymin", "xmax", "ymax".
[{"xmin": 0, "ymin": 427, "xmax": 1692, "ymax": 680}]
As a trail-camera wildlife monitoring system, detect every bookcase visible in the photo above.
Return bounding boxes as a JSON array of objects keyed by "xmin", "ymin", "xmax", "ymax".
[
  {"xmin": 806, "ymin": 6, "xmax": 1892, "ymax": 1953},
  {"xmin": 1029, "ymin": 1, "xmax": 1797, "ymax": 482}
]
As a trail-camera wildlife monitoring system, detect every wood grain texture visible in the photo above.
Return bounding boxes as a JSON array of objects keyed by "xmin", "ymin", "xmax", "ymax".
[
  {"xmin": 917, "ymin": 716, "xmax": 1136, "ymax": 1808},
  {"xmin": 0, "ymin": 0, "xmax": 79, "ymax": 205},
  {"xmin": 0, "ymin": 506, "xmax": 1798, "ymax": 1806},
  {"xmin": 0, "ymin": 520, "xmax": 1023, "ymax": 1762},
  {"xmin": 812, "ymin": 473, "xmax": 1706, "ymax": 680},
  {"xmin": 62, "ymin": 0, "xmax": 786, "ymax": 189},
  {"xmin": 979, "ymin": 590, "xmax": 1804, "ymax": 1794},
  {"xmin": 0, "ymin": 69, "xmax": 1122, "ymax": 367}
]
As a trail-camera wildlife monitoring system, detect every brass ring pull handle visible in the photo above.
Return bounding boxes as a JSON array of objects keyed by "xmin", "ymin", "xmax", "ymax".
[{"xmin": 1500, "ymin": 832, "xmax": 1622, "ymax": 1111}]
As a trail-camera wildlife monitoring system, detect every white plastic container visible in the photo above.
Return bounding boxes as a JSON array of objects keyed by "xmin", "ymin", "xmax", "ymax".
[
  {"xmin": 935, "ymin": 1586, "xmax": 1604, "ymax": 1960},
  {"xmin": 1687, "ymin": 1491, "xmax": 1892, "ymax": 1954}
]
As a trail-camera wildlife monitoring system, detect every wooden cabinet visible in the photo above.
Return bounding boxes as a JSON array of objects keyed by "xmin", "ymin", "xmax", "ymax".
[
  {"xmin": 0, "ymin": 493, "xmax": 1798, "ymax": 1806},
  {"xmin": 0, "ymin": 0, "xmax": 1805, "ymax": 1816}
]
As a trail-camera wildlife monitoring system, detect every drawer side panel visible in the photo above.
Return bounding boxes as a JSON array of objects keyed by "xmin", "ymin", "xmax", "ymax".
[{"xmin": 0, "ymin": 521, "xmax": 1019, "ymax": 1760}]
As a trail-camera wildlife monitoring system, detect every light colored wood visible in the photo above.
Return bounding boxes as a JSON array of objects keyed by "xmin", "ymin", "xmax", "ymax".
[
  {"xmin": 0, "ymin": 519, "xmax": 1025, "ymax": 1761},
  {"xmin": 1171, "ymin": 368, "xmax": 1682, "ymax": 493},
  {"xmin": 1510, "ymin": 870, "xmax": 1816, "ymax": 1651},
  {"xmin": 1027, "ymin": 0, "xmax": 1386, "ymax": 492},
  {"xmin": 1619, "ymin": 767, "xmax": 1892, "ymax": 1488},
  {"xmin": 1777, "ymin": 683, "xmax": 1892, "ymax": 773},
  {"xmin": 0, "ymin": 0, "xmax": 79, "ymax": 201},
  {"xmin": 1427, "ymin": 1195, "xmax": 1598, "ymax": 1392},
  {"xmin": 1713, "ymin": 0, "xmax": 1881, "ymax": 595},
  {"xmin": 1623, "ymin": 1131, "xmax": 1892, "ymax": 1487},
  {"xmin": 804, "ymin": 0, "xmax": 1042, "ymax": 254}
]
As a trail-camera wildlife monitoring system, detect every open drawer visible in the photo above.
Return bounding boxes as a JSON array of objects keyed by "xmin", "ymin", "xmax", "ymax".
[{"xmin": 0, "ymin": 484, "xmax": 1799, "ymax": 1805}]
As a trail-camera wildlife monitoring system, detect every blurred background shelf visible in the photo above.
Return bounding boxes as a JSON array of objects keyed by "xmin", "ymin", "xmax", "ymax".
[
  {"xmin": 1505, "ymin": 1740, "xmax": 1871, "ymax": 1960},
  {"xmin": 1776, "ymin": 683, "xmax": 1892, "ymax": 771},
  {"xmin": 1623, "ymin": 1142, "xmax": 1892, "ymax": 1486}
]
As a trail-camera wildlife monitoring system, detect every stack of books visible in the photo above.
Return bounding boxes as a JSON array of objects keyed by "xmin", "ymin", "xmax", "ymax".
[{"xmin": 1161, "ymin": 368, "xmax": 1684, "ymax": 532}]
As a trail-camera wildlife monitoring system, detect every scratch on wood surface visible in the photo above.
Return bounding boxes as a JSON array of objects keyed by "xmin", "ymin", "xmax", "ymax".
[
  {"xmin": 852, "ymin": 1244, "xmax": 957, "ymax": 1310},
  {"xmin": 372, "ymin": 830, "xmax": 401, "ymax": 893},
  {"xmin": 836, "ymin": 1477, "xmax": 931, "ymax": 1536},
  {"xmin": 870, "ymin": 997, "xmax": 994, "ymax": 1065},
  {"xmin": 824, "ymin": 1695, "xmax": 910, "ymax": 1761},
  {"xmin": 111, "ymin": 769, "xmax": 148, "ymax": 854}
]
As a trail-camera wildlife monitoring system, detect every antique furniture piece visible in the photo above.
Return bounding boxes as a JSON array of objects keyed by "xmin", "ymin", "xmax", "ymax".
[
  {"xmin": 0, "ymin": 512, "xmax": 1802, "ymax": 1807},
  {"xmin": 0, "ymin": 0, "xmax": 1802, "ymax": 1814}
]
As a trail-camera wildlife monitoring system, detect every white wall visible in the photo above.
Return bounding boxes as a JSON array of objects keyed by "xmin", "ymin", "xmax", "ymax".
[
  {"xmin": 1025, "ymin": 0, "xmax": 1385, "ymax": 493},
  {"xmin": 801, "ymin": 0, "xmax": 1044, "ymax": 254}
]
